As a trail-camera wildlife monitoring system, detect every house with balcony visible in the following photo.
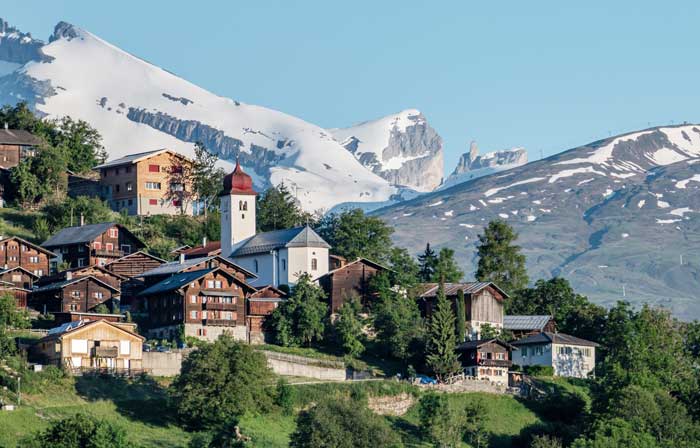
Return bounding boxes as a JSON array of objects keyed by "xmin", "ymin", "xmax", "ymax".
[
  {"xmin": 0, "ymin": 236, "xmax": 55, "ymax": 277},
  {"xmin": 42, "ymin": 222, "xmax": 145, "ymax": 268},
  {"xmin": 0, "ymin": 127, "xmax": 43, "ymax": 169},
  {"xmin": 94, "ymin": 148, "xmax": 194, "ymax": 216},
  {"xmin": 504, "ymin": 315, "xmax": 557, "ymax": 340},
  {"xmin": 510, "ymin": 332, "xmax": 598, "ymax": 378},
  {"xmin": 456, "ymin": 338, "xmax": 516, "ymax": 384},
  {"xmin": 29, "ymin": 273, "xmax": 121, "ymax": 315},
  {"xmin": 139, "ymin": 266, "xmax": 255, "ymax": 342}
]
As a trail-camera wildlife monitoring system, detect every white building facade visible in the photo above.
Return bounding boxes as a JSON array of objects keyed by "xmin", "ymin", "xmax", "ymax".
[{"xmin": 511, "ymin": 332, "xmax": 598, "ymax": 378}]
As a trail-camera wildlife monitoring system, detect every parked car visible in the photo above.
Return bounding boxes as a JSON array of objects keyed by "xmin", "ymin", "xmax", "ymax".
[
  {"xmin": 156, "ymin": 345, "xmax": 171, "ymax": 353},
  {"xmin": 142, "ymin": 343, "xmax": 152, "ymax": 352},
  {"xmin": 417, "ymin": 375, "xmax": 437, "ymax": 385}
]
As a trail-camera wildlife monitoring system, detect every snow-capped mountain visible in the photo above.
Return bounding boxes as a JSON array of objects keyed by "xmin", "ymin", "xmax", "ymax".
[
  {"xmin": 329, "ymin": 110, "xmax": 443, "ymax": 191},
  {"xmin": 375, "ymin": 125, "xmax": 700, "ymax": 319},
  {"xmin": 0, "ymin": 19, "xmax": 445, "ymax": 212},
  {"xmin": 440, "ymin": 142, "xmax": 527, "ymax": 190}
]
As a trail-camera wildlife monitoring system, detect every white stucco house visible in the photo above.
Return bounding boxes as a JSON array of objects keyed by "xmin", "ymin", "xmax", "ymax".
[
  {"xmin": 510, "ymin": 332, "xmax": 598, "ymax": 378},
  {"xmin": 219, "ymin": 161, "xmax": 330, "ymax": 288}
]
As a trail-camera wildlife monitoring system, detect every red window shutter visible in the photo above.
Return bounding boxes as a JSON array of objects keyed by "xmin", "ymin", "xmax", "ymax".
[
  {"xmin": 172, "ymin": 200, "xmax": 181, "ymax": 207},
  {"xmin": 148, "ymin": 164, "xmax": 160, "ymax": 173},
  {"xmin": 149, "ymin": 199, "xmax": 158, "ymax": 205}
]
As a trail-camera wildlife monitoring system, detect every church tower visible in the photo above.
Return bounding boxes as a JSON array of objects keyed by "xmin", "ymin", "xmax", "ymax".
[{"xmin": 220, "ymin": 160, "xmax": 257, "ymax": 257}]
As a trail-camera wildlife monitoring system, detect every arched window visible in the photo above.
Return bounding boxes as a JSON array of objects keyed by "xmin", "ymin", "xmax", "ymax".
[
  {"xmin": 311, "ymin": 258, "xmax": 318, "ymax": 271},
  {"xmin": 254, "ymin": 259, "xmax": 259, "ymax": 273},
  {"xmin": 282, "ymin": 259, "xmax": 286, "ymax": 270},
  {"xmin": 238, "ymin": 200, "xmax": 243, "ymax": 211},
  {"xmin": 242, "ymin": 201, "xmax": 248, "ymax": 211}
]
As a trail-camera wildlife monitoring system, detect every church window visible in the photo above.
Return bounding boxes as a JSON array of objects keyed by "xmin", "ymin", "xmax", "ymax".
[
  {"xmin": 254, "ymin": 259, "xmax": 259, "ymax": 273},
  {"xmin": 311, "ymin": 258, "xmax": 318, "ymax": 270},
  {"xmin": 282, "ymin": 259, "xmax": 286, "ymax": 270},
  {"xmin": 239, "ymin": 200, "xmax": 243, "ymax": 210},
  {"xmin": 242, "ymin": 201, "xmax": 247, "ymax": 211}
]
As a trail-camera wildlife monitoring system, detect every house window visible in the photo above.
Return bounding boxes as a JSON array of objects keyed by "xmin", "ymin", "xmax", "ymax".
[
  {"xmin": 170, "ymin": 183, "xmax": 183, "ymax": 192},
  {"xmin": 171, "ymin": 165, "xmax": 183, "ymax": 174},
  {"xmin": 115, "ymin": 184, "xmax": 120, "ymax": 193},
  {"xmin": 69, "ymin": 303, "xmax": 78, "ymax": 311},
  {"xmin": 190, "ymin": 295, "xmax": 197, "ymax": 304},
  {"xmin": 94, "ymin": 292, "xmax": 104, "ymax": 299},
  {"xmin": 78, "ymin": 258, "xmax": 86, "ymax": 267},
  {"xmin": 126, "ymin": 182, "xmax": 133, "ymax": 191},
  {"xmin": 120, "ymin": 341, "xmax": 130, "ymax": 355},
  {"xmin": 128, "ymin": 199, "xmax": 133, "ymax": 206},
  {"xmin": 125, "ymin": 166, "xmax": 132, "ymax": 173},
  {"xmin": 11, "ymin": 274, "xmax": 21, "ymax": 282},
  {"xmin": 34, "ymin": 269, "xmax": 43, "ymax": 276},
  {"xmin": 206, "ymin": 280, "xmax": 222, "ymax": 289},
  {"xmin": 149, "ymin": 199, "xmax": 158, "ymax": 205},
  {"xmin": 29, "ymin": 256, "xmax": 39, "ymax": 263},
  {"xmin": 109, "ymin": 228, "xmax": 119, "ymax": 238},
  {"xmin": 190, "ymin": 310, "xmax": 198, "ymax": 319},
  {"xmin": 145, "ymin": 182, "xmax": 162, "ymax": 190},
  {"xmin": 105, "ymin": 243, "xmax": 113, "ymax": 251},
  {"xmin": 148, "ymin": 164, "xmax": 160, "ymax": 173},
  {"xmin": 121, "ymin": 244, "xmax": 131, "ymax": 254},
  {"xmin": 7, "ymin": 256, "xmax": 17, "ymax": 262},
  {"xmin": 202, "ymin": 311, "xmax": 208, "ymax": 319},
  {"xmin": 93, "ymin": 242, "xmax": 102, "ymax": 250},
  {"xmin": 78, "ymin": 245, "xmax": 86, "ymax": 253},
  {"xmin": 311, "ymin": 258, "xmax": 318, "ymax": 270},
  {"xmin": 60, "ymin": 247, "xmax": 68, "ymax": 254},
  {"xmin": 522, "ymin": 347, "xmax": 528, "ymax": 356},
  {"xmin": 253, "ymin": 259, "xmax": 259, "ymax": 273},
  {"xmin": 71, "ymin": 291, "xmax": 81, "ymax": 298}
]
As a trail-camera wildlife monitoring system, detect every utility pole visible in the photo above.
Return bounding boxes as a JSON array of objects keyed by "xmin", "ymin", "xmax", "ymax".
[
  {"xmin": 622, "ymin": 284, "xmax": 626, "ymax": 298},
  {"xmin": 17, "ymin": 376, "xmax": 20, "ymax": 406}
]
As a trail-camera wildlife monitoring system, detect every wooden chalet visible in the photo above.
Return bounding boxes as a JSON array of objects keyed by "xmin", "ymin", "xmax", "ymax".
[
  {"xmin": 140, "ymin": 266, "xmax": 255, "ymax": 342},
  {"xmin": 31, "ymin": 319, "xmax": 144, "ymax": 374},
  {"xmin": 456, "ymin": 338, "xmax": 515, "ymax": 384},
  {"xmin": 0, "ymin": 236, "xmax": 55, "ymax": 277},
  {"xmin": 504, "ymin": 315, "xmax": 557, "ymax": 340},
  {"xmin": 36, "ymin": 265, "xmax": 126, "ymax": 291},
  {"xmin": 0, "ymin": 127, "xmax": 42, "ymax": 169},
  {"xmin": 30, "ymin": 274, "xmax": 121, "ymax": 315},
  {"xmin": 42, "ymin": 222, "xmax": 145, "ymax": 268},
  {"xmin": 247, "ymin": 285, "xmax": 287, "ymax": 344},
  {"xmin": 104, "ymin": 251, "xmax": 166, "ymax": 278},
  {"xmin": 317, "ymin": 257, "xmax": 389, "ymax": 312},
  {"xmin": 0, "ymin": 265, "xmax": 39, "ymax": 290},
  {"xmin": 52, "ymin": 311, "xmax": 124, "ymax": 325},
  {"xmin": 418, "ymin": 282, "xmax": 508, "ymax": 340},
  {"xmin": 0, "ymin": 280, "xmax": 30, "ymax": 309}
]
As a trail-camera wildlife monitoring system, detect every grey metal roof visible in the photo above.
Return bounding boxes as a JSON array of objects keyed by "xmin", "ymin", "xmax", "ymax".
[
  {"xmin": 139, "ymin": 255, "xmax": 256, "ymax": 279},
  {"xmin": 418, "ymin": 282, "xmax": 508, "ymax": 299},
  {"xmin": 457, "ymin": 338, "xmax": 517, "ymax": 351},
  {"xmin": 138, "ymin": 268, "xmax": 214, "ymax": 296},
  {"xmin": 42, "ymin": 222, "xmax": 116, "ymax": 247},
  {"xmin": 93, "ymin": 148, "xmax": 167, "ymax": 169},
  {"xmin": 230, "ymin": 226, "xmax": 330, "ymax": 257},
  {"xmin": 511, "ymin": 332, "xmax": 599, "ymax": 347},
  {"xmin": 0, "ymin": 129, "xmax": 43, "ymax": 146},
  {"xmin": 504, "ymin": 315, "xmax": 553, "ymax": 331},
  {"xmin": 32, "ymin": 275, "xmax": 120, "ymax": 294}
]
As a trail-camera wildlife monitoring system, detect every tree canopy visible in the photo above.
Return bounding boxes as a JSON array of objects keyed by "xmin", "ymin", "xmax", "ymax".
[
  {"xmin": 475, "ymin": 219, "xmax": 529, "ymax": 295},
  {"xmin": 18, "ymin": 413, "xmax": 132, "ymax": 448},
  {"xmin": 316, "ymin": 208, "xmax": 394, "ymax": 263},
  {"xmin": 256, "ymin": 184, "xmax": 312, "ymax": 232}
]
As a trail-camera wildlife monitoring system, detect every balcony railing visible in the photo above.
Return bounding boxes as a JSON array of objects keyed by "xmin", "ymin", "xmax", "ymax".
[
  {"xmin": 203, "ymin": 319, "xmax": 236, "ymax": 327},
  {"xmin": 478, "ymin": 359, "xmax": 512, "ymax": 368},
  {"xmin": 203, "ymin": 302, "xmax": 237, "ymax": 310},
  {"xmin": 92, "ymin": 249, "xmax": 124, "ymax": 257},
  {"xmin": 91, "ymin": 346, "xmax": 118, "ymax": 358}
]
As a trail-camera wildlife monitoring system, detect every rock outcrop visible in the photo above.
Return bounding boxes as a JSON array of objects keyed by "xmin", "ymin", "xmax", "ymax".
[
  {"xmin": 0, "ymin": 18, "xmax": 50, "ymax": 64},
  {"xmin": 452, "ymin": 141, "xmax": 528, "ymax": 175}
]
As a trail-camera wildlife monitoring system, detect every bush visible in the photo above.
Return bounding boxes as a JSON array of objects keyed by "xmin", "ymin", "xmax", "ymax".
[
  {"xmin": 169, "ymin": 336, "xmax": 274, "ymax": 430},
  {"xmin": 275, "ymin": 378, "xmax": 295, "ymax": 415},
  {"xmin": 18, "ymin": 413, "xmax": 132, "ymax": 447},
  {"xmin": 418, "ymin": 393, "xmax": 465, "ymax": 448},
  {"xmin": 524, "ymin": 365, "xmax": 555, "ymax": 376},
  {"xmin": 289, "ymin": 397, "xmax": 402, "ymax": 447}
]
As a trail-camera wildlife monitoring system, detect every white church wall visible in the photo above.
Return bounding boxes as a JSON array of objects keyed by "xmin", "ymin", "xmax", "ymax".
[
  {"xmin": 288, "ymin": 246, "xmax": 329, "ymax": 284},
  {"xmin": 232, "ymin": 253, "xmax": 275, "ymax": 287}
]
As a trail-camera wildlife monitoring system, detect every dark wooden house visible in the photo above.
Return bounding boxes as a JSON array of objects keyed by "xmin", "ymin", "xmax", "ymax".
[
  {"xmin": 247, "ymin": 285, "xmax": 287, "ymax": 344},
  {"xmin": 140, "ymin": 267, "xmax": 254, "ymax": 342},
  {"xmin": 0, "ymin": 280, "xmax": 30, "ymax": 309},
  {"xmin": 317, "ymin": 258, "xmax": 389, "ymax": 312},
  {"xmin": 180, "ymin": 240, "xmax": 221, "ymax": 260},
  {"xmin": 504, "ymin": 315, "xmax": 557, "ymax": 340},
  {"xmin": 418, "ymin": 282, "xmax": 508, "ymax": 340},
  {"xmin": 456, "ymin": 338, "xmax": 515, "ymax": 384},
  {"xmin": 0, "ymin": 128, "xmax": 42, "ymax": 169},
  {"xmin": 104, "ymin": 251, "xmax": 166, "ymax": 278},
  {"xmin": 0, "ymin": 236, "xmax": 55, "ymax": 277},
  {"xmin": 0, "ymin": 266, "xmax": 39, "ymax": 290},
  {"xmin": 30, "ymin": 274, "xmax": 121, "ymax": 314},
  {"xmin": 42, "ymin": 222, "xmax": 145, "ymax": 269},
  {"xmin": 36, "ymin": 265, "xmax": 126, "ymax": 291}
]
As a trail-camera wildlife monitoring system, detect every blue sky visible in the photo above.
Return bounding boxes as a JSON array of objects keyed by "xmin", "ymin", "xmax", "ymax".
[{"xmin": 4, "ymin": 1, "xmax": 700, "ymax": 170}]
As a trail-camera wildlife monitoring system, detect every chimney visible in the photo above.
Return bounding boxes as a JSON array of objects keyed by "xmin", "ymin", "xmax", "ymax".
[
  {"xmin": 179, "ymin": 253, "xmax": 186, "ymax": 264},
  {"xmin": 66, "ymin": 271, "xmax": 72, "ymax": 280},
  {"xmin": 202, "ymin": 236, "xmax": 207, "ymax": 247},
  {"xmin": 3, "ymin": 123, "xmax": 7, "ymax": 130},
  {"xmin": 79, "ymin": 213, "xmax": 85, "ymax": 227}
]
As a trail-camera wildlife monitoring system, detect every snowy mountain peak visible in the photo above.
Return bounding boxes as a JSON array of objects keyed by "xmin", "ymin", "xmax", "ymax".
[
  {"xmin": 49, "ymin": 21, "xmax": 81, "ymax": 43},
  {"xmin": 440, "ymin": 142, "xmax": 528, "ymax": 190},
  {"xmin": 329, "ymin": 109, "xmax": 443, "ymax": 192}
]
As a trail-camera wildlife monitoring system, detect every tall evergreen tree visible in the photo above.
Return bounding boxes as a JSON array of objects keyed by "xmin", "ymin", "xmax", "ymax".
[
  {"xmin": 475, "ymin": 220, "xmax": 529, "ymax": 295},
  {"xmin": 434, "ymin": 247, "xmax": 463, "ymax": 282},
  {"xmin": 332, "ymin": 297, "xmax": 365, "ymax": 357},
  {"xmin": 418, "ymin": 243, "xmax": 438, "ymax": 282},
  {"xmin": 454, "ymin": 289, "xmax": 466, "ymax": 342},
  {"xmin": 257, "ymin": 184, "xmax": 310, "ymax": 232},
  {"xmin": 426, "ymin": 282, "xmax": 461, "ymax": 381}
]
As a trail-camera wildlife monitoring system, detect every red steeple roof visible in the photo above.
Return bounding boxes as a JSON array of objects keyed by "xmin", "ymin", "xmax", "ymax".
[{"xmin": 221, "ymin": 160, "xmax": 257, "ymax": 196}]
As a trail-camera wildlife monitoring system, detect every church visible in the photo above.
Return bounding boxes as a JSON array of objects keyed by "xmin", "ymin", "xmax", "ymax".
[{"xmin": 219, "ymin": 161, "xmax": 330, "ymax": 288}]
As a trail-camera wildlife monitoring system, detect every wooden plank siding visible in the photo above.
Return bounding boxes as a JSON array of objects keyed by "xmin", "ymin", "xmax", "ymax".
[
  {"xmin": 105, "ymin": 251, "xmax": 165, "ymax": 278},
  {"xmin": 30, "ymin": 277, "xmax": 119, "ymax": 314},
  {"xmin": 0, "ymin": 237, "xmax": 53, "ymax": 276}
]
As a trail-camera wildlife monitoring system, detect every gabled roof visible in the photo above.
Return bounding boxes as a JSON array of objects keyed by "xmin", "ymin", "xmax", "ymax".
[
  {"xmin": 32, "ymin": 275, "xmax": 121, "ymax": 294},
  {"xmin": 318, "ymin": 258, "xmax": 392, "ymax": 279},
  {"xmin": 457, "ymin": 338, "xmax": 517, "ymax": 351},
  {"xmin": 139, "ymin": 267, "xmax": 256, "ymax": 296},
  {"xmin": 250, "ymin": 285, "xmax": 288, "ymax": 299},
  {"xmin": 0, "ymin": 128, "xmax": 43, "ymax": 146},
  {"xmin": 42, "ymin": 222, "xmax": 144, "ymax": 249},
  {"xmin": 39, "ymin": 319, "xmax": 143, "ymax": 343},
  {"xmin": 105, "ymin": 250, "xmax": 167, "ymax": 266},
  {"xmin": 139, "ymin": 255, "xmax": 257, "ymax": 279},
  {"xmin": 504, "ymin": 315, "xmax": 553, "ymax": 331},
  {"xmin": 93, "ymin": 148, "xmax": 191, "ymax": 169},
  {"xmin": 181, "ymin": 241, "xmax": 221, "ymax": 258},
  {"xmin": 0, "ymin": 236, "xmax": 57, "ymax": 257},
  {"xmin": 510, "ymin": 332, "xmax": 599, "ymax": 348},
  {"xmin": 230, "ymin": 226, "xmax": 330, "ymax": 257},
  {"xmin": 418, "ymin": 282, "xmax": 509, "ymax": 300},
  {"xmin": 0, "ymin": 265, "xmax": 40, "ymax": 279}
]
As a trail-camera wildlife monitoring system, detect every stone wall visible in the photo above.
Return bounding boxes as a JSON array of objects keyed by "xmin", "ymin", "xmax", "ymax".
[
  {"xmin": 261, "ymin": 351, "xmax": 347, "ymax": 381},
  {"xmin": 142, "ymin": 349, "xmax": 193, "ymax": 377}
]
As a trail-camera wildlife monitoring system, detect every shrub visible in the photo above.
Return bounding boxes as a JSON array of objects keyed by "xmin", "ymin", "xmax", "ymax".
[
  {"xmin": 18, "ymin": 413, "xmax": 132, "ymax": 447},
  {"xmin": 289, "ymin": 397, "xmax": 402, "ymax": 447},
  {"xmin": 275, "ymin": 378, "xmax": 295, "ymax": 415},
  {"xmin": 418, "ymin": 393, "xmax": 465, "ymax": 448},
  {"xmin": 524, "ymin": 365, "xmax": 555, "ymax": 376}
]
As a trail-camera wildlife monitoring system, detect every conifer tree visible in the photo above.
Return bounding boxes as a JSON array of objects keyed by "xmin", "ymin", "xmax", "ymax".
[
  {"xmin": 426, "ymin": 282, "xmax": 461, "ymax": 381},
  {"xmin": 475, "ymin": 220, "xmax": 529, "ymax": 295},
  {"xmin": 435, "ymin": 247, "xmax": 463, "ymax": 283},
  {"xmin": 333, "ymin": 297, "xmax": 365, "ymax": 357},
  {"xmin": 454, "ymin": 289, "xmax": 466, "ymax": 342},
  {"xmin": 418, "ymin": 243, "xmax": 438, "ymax": 282}
]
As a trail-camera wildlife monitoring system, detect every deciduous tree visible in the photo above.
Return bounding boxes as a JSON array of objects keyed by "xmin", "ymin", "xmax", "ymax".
[{"xmin": 316, "ymin": 208, "xmax": 394, "ymax": 263}]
